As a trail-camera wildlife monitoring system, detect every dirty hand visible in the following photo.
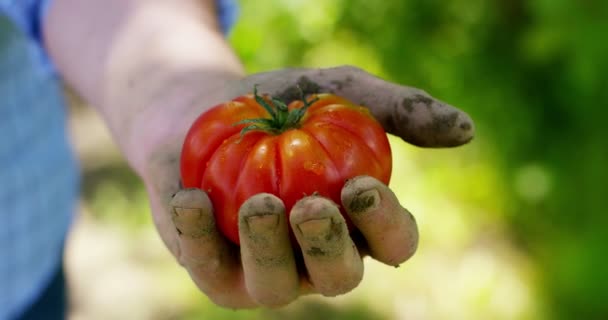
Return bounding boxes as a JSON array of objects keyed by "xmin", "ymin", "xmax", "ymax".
[{"xmin": 140, "ymin": 66, "xmax": 475, "ymax": 308}]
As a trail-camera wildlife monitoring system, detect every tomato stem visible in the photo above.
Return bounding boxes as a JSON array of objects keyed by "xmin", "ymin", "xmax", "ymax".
[{"xmin": 237, "ymin": 85, "xmax": 318, "ymax": 136}]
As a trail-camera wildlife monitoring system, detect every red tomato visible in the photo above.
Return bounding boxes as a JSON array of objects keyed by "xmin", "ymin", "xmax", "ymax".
[{"xmin": 180, "ymin": 90, "xmax": 392, "ymax": 245}]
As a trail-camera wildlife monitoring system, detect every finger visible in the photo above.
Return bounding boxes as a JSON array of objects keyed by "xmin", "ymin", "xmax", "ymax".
[
  {"xmin": 170, "ymin": 188, "xmax": 255, "ymax": 308},
  {"xmin": 341, "ymin": 176, "xmax": 419, "ymax": 267},
  {"xmin": 290, "ymin": 196, "xmax": 363, "ymax": 297},
  {"xmin": 239, "ymin": 194, "xmax": 299, "ymax": 307},
  {"xmin": 237, "ymin": 66, "xmax": 474, "ymax": 148},
  {"xmin": 143, "ymin": 148, "xmax": 184, "ymax": 257}
]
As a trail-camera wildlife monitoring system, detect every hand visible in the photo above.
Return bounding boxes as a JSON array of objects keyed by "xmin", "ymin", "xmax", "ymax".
[{"xmin": 139, "ymin": 66, "xmax": 474, "ymax": 308}]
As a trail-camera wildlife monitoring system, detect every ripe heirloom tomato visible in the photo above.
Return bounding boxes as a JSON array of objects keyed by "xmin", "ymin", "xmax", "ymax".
[{"xmin": 180, "ymin": 89, "xmax": 392, "ymax": 245}]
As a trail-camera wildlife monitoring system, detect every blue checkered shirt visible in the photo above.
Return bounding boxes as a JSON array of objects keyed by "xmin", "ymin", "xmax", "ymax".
[{"xmin": 0, "ymin": 1, "xmax": 238, "ymax": 319}]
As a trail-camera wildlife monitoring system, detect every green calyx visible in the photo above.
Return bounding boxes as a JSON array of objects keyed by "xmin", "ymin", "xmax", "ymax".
[{"xmin": 236, "ymin": 86, "xmax": 319, "ymax": 136}]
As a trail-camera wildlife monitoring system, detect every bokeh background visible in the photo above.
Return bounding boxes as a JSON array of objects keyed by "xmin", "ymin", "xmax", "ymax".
[{"xmin": 65, "ymin": 1, "xmax": 608, "ymax": 319}]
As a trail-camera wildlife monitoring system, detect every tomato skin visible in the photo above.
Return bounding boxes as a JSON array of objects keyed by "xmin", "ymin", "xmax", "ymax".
[{"xmin": 180, "ymin": 94, "xmax": 392, "ymax": 245}]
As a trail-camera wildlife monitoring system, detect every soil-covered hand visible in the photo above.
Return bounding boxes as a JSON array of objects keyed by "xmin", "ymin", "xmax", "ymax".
[{"xmin": 140, "ymin": 66, "xmax": 475, "ymax": 308}]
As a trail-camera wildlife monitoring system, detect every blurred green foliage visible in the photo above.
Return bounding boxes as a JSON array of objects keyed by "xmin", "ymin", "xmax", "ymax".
[
  {"xmin": 81, "ymin": 1, "xmax": 607, "ymax": 319},
  {"xmin": 229, "ymin": 1, "xmax": 608, "ymax": 319}
]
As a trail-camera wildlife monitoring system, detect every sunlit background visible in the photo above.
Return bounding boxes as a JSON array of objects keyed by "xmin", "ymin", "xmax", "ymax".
[{"xmin": 65, "ymin": 1, "xmax": 608, "ymax": 319}]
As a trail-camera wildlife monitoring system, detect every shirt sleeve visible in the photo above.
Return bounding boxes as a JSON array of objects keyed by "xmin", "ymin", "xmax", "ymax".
[
  {"xmin": 0, "ymin": 0, "xmax": 52, "ymax": 44},
  {"xmin": 217, "ymin": 0, "xmax": 240, "ymax": 34}
]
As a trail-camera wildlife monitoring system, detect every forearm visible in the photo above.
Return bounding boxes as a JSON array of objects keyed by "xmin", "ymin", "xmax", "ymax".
[{"xmin": 43, "ymin": 0, "xmax": 244, "ymax": 174}]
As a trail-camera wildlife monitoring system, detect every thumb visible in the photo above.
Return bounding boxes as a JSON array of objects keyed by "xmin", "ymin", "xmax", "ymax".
[{"xmin": 239, "ymin": 66, "xmax": 474, "ymax": 148}]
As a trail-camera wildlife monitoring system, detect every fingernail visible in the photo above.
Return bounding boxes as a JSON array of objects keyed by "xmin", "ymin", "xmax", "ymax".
[
  {"xmin": 348, "ymin": 189, "xmax": 380, "ymax": 214},
  {"xmin": 172, "ymin": 207, "xmax": 211, "ymax": 237},
  {"xmin": 173, "ymin": 207, "xmax": 202, "ymax": 222},
  {"xmin": 297, "ymin": 218, "xmax": 345, "ymax": 258},
  {"xmin": 297, "ymin": 218, "xmax": 332, "ymax": 240},
  {"xmin": 246, "ymin": 214, "xmax": 279, "ymax": 233}
]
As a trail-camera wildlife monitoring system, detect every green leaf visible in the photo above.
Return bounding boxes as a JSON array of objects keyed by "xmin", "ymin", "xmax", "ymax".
[
  {"xmin": 233, "ymin": 118, "xmax": 275, "ymax": 127},
  {"xmin": 239, "ymin": 124, "xmax": 279, "ymax": 137},
  {"xmin": 253, "ymin": 85, "xmax": 276, "ymax": 118}
]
